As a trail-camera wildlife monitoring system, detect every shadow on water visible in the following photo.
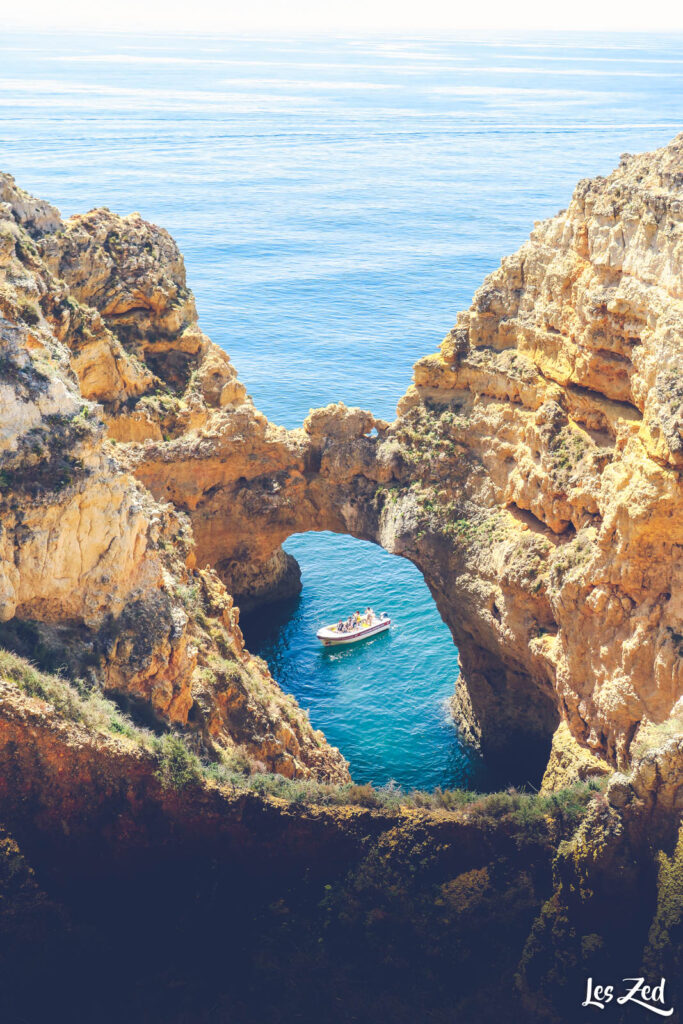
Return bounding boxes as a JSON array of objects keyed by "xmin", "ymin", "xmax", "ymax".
[
  {"xmin": 319, "ymin": 628, "xmax": 390, "ymax": 661},
  {"xmin": 242, "ymin": 592, "xmax": 303, "ymax": 651},
  {"xmin": 240, "ymin": 533, "xmax": 494, "ymax": 793}
]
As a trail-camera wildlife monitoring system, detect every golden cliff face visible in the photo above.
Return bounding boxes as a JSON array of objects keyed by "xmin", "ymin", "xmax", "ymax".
[
  {"xmin": 0, "ymin": 172, "xmax": 349, "ymax": 783},
  {"xmin": 105, "ymin": 136, "xmax": 682, "ymax": 779},
  {"xmin": 399, "ymin": 137, "xmax": 683, "ymax": 770},
  {"xmin": 0, "ymin": 134, "xmax": 681, "ymax": 789},
  {"xmin": 0, "ymin": 141, "xmax": 680, "ymax": 1024}
]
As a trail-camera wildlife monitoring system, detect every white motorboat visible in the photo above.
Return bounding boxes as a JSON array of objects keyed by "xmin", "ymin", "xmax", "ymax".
[{"xmin": 316, "ymin": 612, "xmax": 391, "ymax": 647}]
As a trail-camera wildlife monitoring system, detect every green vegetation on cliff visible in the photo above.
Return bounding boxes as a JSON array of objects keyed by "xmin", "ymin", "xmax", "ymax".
[{"xmin": 0, "ymin": 646, "xmax": 602, "ymax": 825}]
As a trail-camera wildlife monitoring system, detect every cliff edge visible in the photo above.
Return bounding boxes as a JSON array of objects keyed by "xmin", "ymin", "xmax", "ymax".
[
  {"xmin": 0, "ymin": 172, "xmax": 349, "ymax": 783},
  {"xmin": 91, "ymin": 135, "xmax": 683, "ymax": 781},
  {"xmin": 0, "ymin": 134, "xmax": 681, "ymax": 1024}
]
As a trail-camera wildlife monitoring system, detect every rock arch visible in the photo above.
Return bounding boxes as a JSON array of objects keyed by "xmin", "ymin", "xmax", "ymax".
[
  {"xmin": 16, "ymin": 132, "xmax": 683, "ymax": 782},
  {"xmin": 127, "ymin": 400, "xmax": 562, "ymax": 773}
]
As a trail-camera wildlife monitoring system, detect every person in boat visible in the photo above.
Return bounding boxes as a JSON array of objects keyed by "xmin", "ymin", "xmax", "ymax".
[
  {"xmin": 337, "ymin": 620, "xmax": 344, "ymax": 632},
  {"xmin": 365, "ymin": 606, "xmax": 374, "ymax": 622}
]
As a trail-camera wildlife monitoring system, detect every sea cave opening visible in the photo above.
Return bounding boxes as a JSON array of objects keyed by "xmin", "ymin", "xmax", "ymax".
[{"xmin": 240, "ymin": 531, "xmax": 486, "ymax": 792}]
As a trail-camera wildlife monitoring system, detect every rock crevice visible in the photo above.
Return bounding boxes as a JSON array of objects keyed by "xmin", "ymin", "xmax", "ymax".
[
  {"xmin": 1, "ymin": 134, "xmax": 682, "ymax": 785},
  {"xmin": 115, "ymin": 137, "xmax": 682, "ymax": 775}
]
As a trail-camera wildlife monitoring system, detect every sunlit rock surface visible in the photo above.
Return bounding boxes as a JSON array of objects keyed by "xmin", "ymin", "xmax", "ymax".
[
  {"xmin": 116, "ymin": 138, "xmax": 682, "ymax": 776},
  {"xmin": 0, "ymin": 133, "xmax": 681, "ymax": 1024},
  {"xmin": 0, "ymin": 171, "xmax": 349, "ymax": 783}
]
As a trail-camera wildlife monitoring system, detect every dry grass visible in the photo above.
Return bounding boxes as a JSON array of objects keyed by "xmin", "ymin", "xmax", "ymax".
[
  {"xmin": 631, "ymin": 714, "xmax": 683, "ymax": 759},
  {"xmin": 0, "ymin": 645, "xmax": 605, "ymax": 819},
  {"xmin": 0, "ymin": 647, "xmax": 157, "ymax": 749}
]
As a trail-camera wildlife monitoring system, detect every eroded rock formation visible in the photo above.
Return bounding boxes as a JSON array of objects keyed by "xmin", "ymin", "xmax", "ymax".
[
  {"xmin": 0, "ymin": 173, "xmax": 348, "ymax": 782},
  {"xmin": 0, "ymin": 135, "xmax": 681, "ymax": 1024},
  {"xmin": 1, "ymin": 135, "xmax": 682, "ymax": 786},
  {"xmin": 105, "ymin": 137, "xmax": 682, "ymax": 779}
]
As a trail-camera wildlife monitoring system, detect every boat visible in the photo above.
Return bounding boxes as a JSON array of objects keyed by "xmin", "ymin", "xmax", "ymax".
[{"xmin": 316, "ymin": 611, "xmax": 391, "ymax": 647}]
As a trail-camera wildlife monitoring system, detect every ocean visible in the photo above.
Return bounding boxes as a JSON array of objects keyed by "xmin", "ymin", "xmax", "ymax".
[{"xmin": 1, "ymin": 30, "xmax": 680, "ymax": 788}]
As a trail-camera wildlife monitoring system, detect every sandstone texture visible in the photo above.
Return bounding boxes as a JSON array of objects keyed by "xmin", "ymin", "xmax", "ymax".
[
  {"xmin": 2, "ymin": 139, "xmax": 682, "ymax": 784},
  {"xmin": 0, "ymin": 172, "xmax": 348, "ymax": 783},
  {"xmin": 0, "ymin": 136, "xmax": 681, "ymax": 1023},
  {"xmin": 114, "ymin": 137, "xmax": 683, "ymax": 780},
  {"xmin": 400, "ymin": 139, "xmax": 683, "ymax": 771}
]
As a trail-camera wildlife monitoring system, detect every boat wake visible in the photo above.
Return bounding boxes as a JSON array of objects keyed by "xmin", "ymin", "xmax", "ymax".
[{"xmin": 316, "ymin": 610, "xmax": 391, "ymax": 646}]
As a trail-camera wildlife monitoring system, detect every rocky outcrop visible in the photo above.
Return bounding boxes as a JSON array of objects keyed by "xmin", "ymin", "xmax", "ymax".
[
  {"xmin": 0, "ymin": 172, "xmax": 348, "ymax": 783},
  {"xmin": 540, "ymin": 721, "xmax": 612, "ymax": 793},
  {"xmin": 0, "ymin": 138, "xmax": 680, "ymax": 1024},
  {"xmin": 106, "ymin": 137, "xmax": 682, "ymax": 780},
  {"xmin": 396, "ymin": 138, "xmax": 683, "ymax": 771},
  {"xmin": 0, "ymin": 666, "xmax": 677, "ymax": 1024},
  {"xmin": 0, "ymin": 670, "xmax": 604, "ymax": 1024},
  {"xmin": 1, "ymin": 135, "xmax": 682, "ymax": 785},
  {"xmin": 519, "ymin": 737, "xmax": 683, "ymax": 1020}
]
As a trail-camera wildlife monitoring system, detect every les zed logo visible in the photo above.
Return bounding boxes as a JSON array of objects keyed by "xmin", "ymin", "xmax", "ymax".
[{"xmin": 583, "ymin": 977, "xmax": 674, "ymax": 1017}]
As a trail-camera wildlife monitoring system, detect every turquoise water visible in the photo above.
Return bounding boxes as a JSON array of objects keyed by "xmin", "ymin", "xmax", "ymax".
[
  {"xmin": 242, "ymin": 533, "xmax": 479, "ymax": 789},
  {"xmin": 1, "ymin": 31, "xmax": 680, "ymax": 787}
]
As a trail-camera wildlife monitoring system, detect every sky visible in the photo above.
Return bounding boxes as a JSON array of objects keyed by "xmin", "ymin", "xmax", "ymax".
[{"xmin": 4, "ymin": 0, "xmax": 683, "ymax": 34}]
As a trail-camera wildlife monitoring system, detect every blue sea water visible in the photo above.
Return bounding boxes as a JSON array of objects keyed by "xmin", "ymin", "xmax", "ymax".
[{"xmin": 1, "ymin": 31, "xmax": 681, "ymax": 788}]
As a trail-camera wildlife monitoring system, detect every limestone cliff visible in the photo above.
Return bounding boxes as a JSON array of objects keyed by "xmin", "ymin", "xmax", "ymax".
[
  {"xmin": 399, "ymin": 137, "xmax": 683, "ymax": 772},
  {"xmin": 105, "ymin": 137, "xmax": 683, "ymax": 781},
  {"xmin": 0, "ymin": 135, "xmax": 681, "ymax": 805},
  {"xmin": 0, "ymin": 136, "xmax": 681, "ymax": 1024},
  {"xmin": 0, "ymin": 172, "xmax": 348, "ymax": 783}
]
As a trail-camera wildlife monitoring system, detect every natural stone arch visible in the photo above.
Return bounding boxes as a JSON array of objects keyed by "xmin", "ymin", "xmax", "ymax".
[
  {"xmin": 128, "ymin": 401, "xmax": 562, "ymax": 774},
  {"xmin": 29, "ymin": 132, "xmax": 683, "ymax": 784}
]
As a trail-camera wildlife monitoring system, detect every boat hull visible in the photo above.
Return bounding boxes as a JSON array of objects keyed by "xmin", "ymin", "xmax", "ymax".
[{"xmin": 316, "ymin": 619, "xmax": 391, "ymax": 646}]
